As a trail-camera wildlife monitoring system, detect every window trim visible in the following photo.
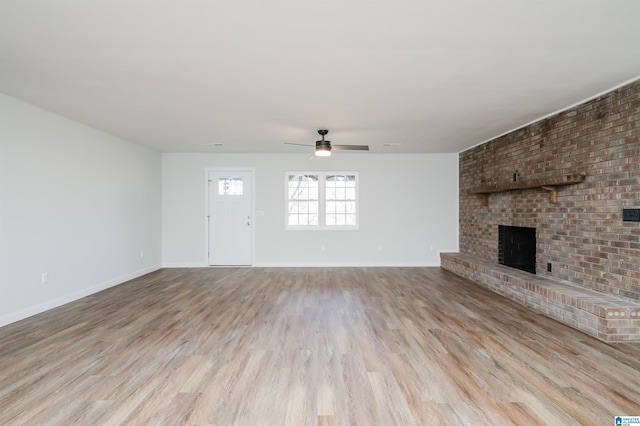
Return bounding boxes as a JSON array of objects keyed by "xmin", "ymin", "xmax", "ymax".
[{"xmin": 285, "ymin": 171, "xmax": 359, "ymax": 231}]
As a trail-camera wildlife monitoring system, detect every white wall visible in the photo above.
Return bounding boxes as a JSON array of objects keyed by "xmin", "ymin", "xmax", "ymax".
[
  {"xmin": 0, "ymin": 94, "xmax": 162, "ymax": 326},
  {"xmin": 163, "ymin": 153, "xmax": 458, "ymax": 266}
]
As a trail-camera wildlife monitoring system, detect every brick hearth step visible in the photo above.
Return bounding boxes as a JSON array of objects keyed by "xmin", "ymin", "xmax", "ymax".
[{"xmin": 440, "ymin": 252, "xmax": 640, "ymax": 343}]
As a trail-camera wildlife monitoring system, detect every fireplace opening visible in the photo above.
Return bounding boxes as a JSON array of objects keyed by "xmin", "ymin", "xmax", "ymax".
[{"xmin": 498, "ymin": 225, "xmax": 536, "ymax": 274}]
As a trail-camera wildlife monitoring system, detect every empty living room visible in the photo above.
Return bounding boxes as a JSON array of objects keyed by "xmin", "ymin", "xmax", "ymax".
[{"xmin": 1, "ymin": 1, "xmax": 639, "ymax": 425}]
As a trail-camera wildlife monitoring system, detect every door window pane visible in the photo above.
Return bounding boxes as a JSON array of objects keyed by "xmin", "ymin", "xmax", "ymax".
[{"xmin": 218, "ymin": 178, "xmax": 243, "ymax": 195}]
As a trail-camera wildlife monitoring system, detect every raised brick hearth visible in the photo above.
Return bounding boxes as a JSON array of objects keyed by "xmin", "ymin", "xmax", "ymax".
[{"xmin": 441, "ymin": 252, "xmax": 640, "ymax": 342}]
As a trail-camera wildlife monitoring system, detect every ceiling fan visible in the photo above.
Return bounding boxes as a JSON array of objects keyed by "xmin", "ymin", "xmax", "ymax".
[{"xmin": 285, "ymin": 130, "xmax": 369, "ymax": 157}]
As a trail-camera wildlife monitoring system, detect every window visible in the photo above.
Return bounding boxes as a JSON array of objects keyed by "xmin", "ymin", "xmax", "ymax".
[
  {"xmin": 287, "ymin": 174, "xmax": 319, "ymax": 226},
  {"xmin": 286, "ymin": 172, "xmax": 359, "ymax": 230}
]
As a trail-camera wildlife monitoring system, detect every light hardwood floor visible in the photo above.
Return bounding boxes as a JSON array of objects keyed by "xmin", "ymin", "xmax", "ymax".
[{"xmin": 1, "ymin": 267, "xmax": 639, "ymax": 425}]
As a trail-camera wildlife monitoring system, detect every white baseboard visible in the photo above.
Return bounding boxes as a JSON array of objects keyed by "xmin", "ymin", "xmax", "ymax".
[
  {"xmin": 252, "ymin": 261, "xmax": 440, "ymax": 267},
  {"xmin": 0, "ymin": 264, "xmax": 162, "ymax": 328},
  {"xmin": 162, "ymin": 262, "xmax": 209, "ymax": 268},
  {"xmin": 162, "ymin": 261, "xmax": 441, "ymax": 268}
]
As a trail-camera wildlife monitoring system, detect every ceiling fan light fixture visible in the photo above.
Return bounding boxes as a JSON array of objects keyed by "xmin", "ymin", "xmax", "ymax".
[{"xmin": 315, "ymin": 139, "xmax": 332, "ymax": 156}]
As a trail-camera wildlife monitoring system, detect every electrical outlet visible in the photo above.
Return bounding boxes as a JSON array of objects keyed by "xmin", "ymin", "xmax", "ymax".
[
  {"xmin": 623, "ymin": 208, "xmax": 640, "ymax": 222},
  {"xmin": 140, "ymin": 250, "xmax": 144, "ymax": 258},
  {"xmin": 42, "ymin": 273, "xmax": 48, "ymax": 284}
]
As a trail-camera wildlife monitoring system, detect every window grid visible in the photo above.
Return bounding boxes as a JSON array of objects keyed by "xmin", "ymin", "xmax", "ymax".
[
  {"xmin": 286, "ymin": 172, "xmax": 358, "ymax": 230},
  {"xmin": 325, "ymin": 175, "xmax": 356, "ymax": 226},
  {"xmin": 287, "ymin": 175, "xmax": 319, "ymax": 226}
]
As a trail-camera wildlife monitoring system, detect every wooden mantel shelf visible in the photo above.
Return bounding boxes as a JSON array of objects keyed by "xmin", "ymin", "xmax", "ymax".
[{"xmin": 468, "ymin": 174, "xmax": 585, "ymax": 205}]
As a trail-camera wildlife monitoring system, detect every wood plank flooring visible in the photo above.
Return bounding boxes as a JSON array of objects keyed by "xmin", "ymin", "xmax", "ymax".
[{"xmin": 1, "ymin": 267, "xmax": 639, "ymax": 425}]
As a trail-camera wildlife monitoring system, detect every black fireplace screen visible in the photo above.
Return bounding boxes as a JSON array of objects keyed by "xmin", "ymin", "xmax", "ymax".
[{"xmin": 498, "ymin": 225, "xmax": 536, "ymax": 274}]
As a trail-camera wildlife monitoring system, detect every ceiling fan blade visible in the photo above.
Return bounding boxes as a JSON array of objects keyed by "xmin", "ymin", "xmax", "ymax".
[
  {"xmin": 331, "ymin": 144, "xmax": 370, "ymax": 151},
  {"xmin": 285, "ymin": 142, "xmax": 314, "ymax": 147}
]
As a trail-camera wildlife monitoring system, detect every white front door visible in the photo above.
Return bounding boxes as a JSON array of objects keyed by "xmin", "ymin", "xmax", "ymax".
[{"xmin": 208, "ymin": 170, "xmax": 252, "ymax": 266}]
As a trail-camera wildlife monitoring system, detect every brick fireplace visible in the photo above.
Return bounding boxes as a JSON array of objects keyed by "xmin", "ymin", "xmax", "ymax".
[{"xmin": 442, "ymin": 79, "xmax": 640, "ymax": 342}]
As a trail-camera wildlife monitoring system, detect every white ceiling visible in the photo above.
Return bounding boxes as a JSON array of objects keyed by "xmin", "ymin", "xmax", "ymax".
[{"xmin": 1, "ymin": 1, "xmax": 639, "ymax": 154}]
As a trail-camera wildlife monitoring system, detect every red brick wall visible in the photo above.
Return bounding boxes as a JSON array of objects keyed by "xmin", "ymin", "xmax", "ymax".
[{"xmin": 459, "ymin": 80, "xmax": 640, "ymax": 300}]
